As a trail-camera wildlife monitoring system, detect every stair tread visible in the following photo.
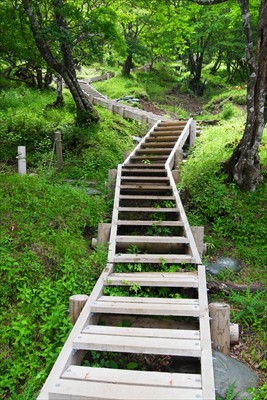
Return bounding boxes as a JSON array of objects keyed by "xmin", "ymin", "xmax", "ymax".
[
  {"xmin": 73, "ymin": 333, "xmax": 201, "ymax": 356},
  {"xmin": 105, "ymin": 272, "xmax": 198, "ymax": 287},
  {"xmin": 117, "ymin": 220, "xmax": 184, "ymax": 226},
  {"xmin": 91, "ymin": 295, "xmax": 199, "ymax": 316},
  {"xmin": 116, "ymin": 235, "xmax": 189, "ymax": 243},
  {"xmin": 119, "ymin": 195, "xmax": 175, "ymax": 200},
  {"xmin": 50, "ymin": 379, "xmax": 203, "ymax": 399},
  {"xmin": 118, "ymin": 207, "xmax": 179, "ymax": 212},
  {"xmin": 62, "ymin": 364, "xmax": 202, "ymax": 387},
  {"xmin": 114, "ymin": 254, "xmax": 194, "ymax": 263},
  {"xmin": 121, "ymin": 176, "xmax": 169, "ymax": 181}
]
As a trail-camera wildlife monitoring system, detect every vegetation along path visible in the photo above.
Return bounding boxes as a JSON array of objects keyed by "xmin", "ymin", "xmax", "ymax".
[{"xmin": 37, "ymin": 119, "xmax": 215, "ymax": 399}]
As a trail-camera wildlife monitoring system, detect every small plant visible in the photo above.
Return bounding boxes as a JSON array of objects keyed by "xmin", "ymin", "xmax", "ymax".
[
  {"xmin": 142, "ymin": 159, "xmax": 151, "ymax": 164},
  {"xmin": 127, "ymin": 245, "xmax": 141, "ymax": 254}
]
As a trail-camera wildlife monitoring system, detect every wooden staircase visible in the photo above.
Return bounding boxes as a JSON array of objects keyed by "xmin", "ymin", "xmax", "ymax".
[{"xmin": 37, "ymin": 120, "xmax": 215, "ymax": 400}]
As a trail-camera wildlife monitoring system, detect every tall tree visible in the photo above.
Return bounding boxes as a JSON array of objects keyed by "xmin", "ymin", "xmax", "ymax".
[
  {"xmin": 21, "ymin": 0, "xmax": 101, "ymax": 124},
  {"xmin": 193, "ymin": 0, "xmax": 267, "ymax": 191}
]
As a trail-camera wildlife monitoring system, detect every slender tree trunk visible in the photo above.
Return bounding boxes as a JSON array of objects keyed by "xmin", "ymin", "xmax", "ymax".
[
  {"xmin": 44, "ymin": 68, "xmax": 52, "ymax": 88},
  {"xmin": 22, "ymin": 0, "xmax": 99, "ymax": 125},
  {"xmin": 223, "ymin": 0, "xmax": 267, "ymax": 191},
  {"xmin": 122, "ymin": 53, "xmax": 133, "ymax": 76}
]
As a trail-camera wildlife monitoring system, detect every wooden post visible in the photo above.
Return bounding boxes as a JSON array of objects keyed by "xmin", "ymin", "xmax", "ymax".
[
  {"xmin": 171, "ymin": 170, "xmax": 181, "ymax": 184},
  {"xmin": 209, "ymin": 302, "xmax": 230, "ymax": 355},
  {"xmin": 98, "ymin": 222, "xmax": 111, "ymax": 243},
  {"xmin": 17, "ymin": 146, "xmax": 27, "ymax": 175},
  {"xmin": 189, "ymin": 120, "xmax": 197, "ymax": 147},
  {"xmin": 230, "ymin": 323, "xmax": 239, "ymax": 345},
  {"xmin": 69, "ymin": 294, "xmax": 89, "ymax": 325},
  {"xmin": 107, "ymin": 169, "xmax": 117, "ymax": 197},
  {"xmin": 174, "ymin": 149, "xmax": 183, "ymax": 170},
  {"xmin": 191, "ymin": 226, "xmax": 204, "ymax": 259},
  {"xmin": 55, "ymin": 131, "xmax": 63, "ymax": 171}
]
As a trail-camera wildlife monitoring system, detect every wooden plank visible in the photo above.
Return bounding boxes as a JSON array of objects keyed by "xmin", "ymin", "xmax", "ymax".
[
  {"xmin": 198, "ymin": 265, "xmax": 216, "ymax": 399},
  {"xmin": 82, "ymin": 325, "xmax": 200, "ymax": 340},
  {"xmin": 116, "ymin": 235, "xmax": 189, "ymax": 244},
  {"xmin": 119, "ymin": 195, "xmax": 175, "ymax": 200},
  {"xmin": 73, "ymin": 333, "xmax": 201, "ymax": 357},
  {"xmin": 113, "ymin": 254, "xmax": 194, "ymax": 263},
  {"xmin": 97, "ymin": 296, "xmax": 198, "ymax": 305},
  {"xmin": 117, "ymin": 220, "xmax": 183, "ymax": 226},
  {"xmin": 120, "ymin": 184, "xmax": 172, "ymax": 189},
  {"xmin": 123, "ymin": 163, "xmax": 166, "ymax": 168},
  {"xmin": 61, "ymin": 365, "xmax": 202, "ymax": 388},
  {"xmin": 104, "ymin": 272, "xmax": 198, "ymax": 287},
  {"xmin": 91, "ymin": 298, "xmax": 199, "ymax": 317},
  {"xmin": 146, "ymin": 136, "xmax": 178, "ymax": 142},
  {"xmin": 141, "ymin": 142, "xmax": 177, "ymax": 147},
  {"xmin": 121, "ymin": 176, "xmax": 169, "ymax": 181},
  {"xmin": 107, "ymin": 165, "xmax": 122, "ymax": 263},
  {"xmin": 136, "ymin": 148, "xmax": 173, "ymax": 153},
  {"xmin": 49, "ymin": 379, "xmax": 203, "ymax": 400},
  {"xmin": 121, "ymin": 168, "xmax": 167, "ymax": 175},
  {"xmin": 118, "ymin": 207, "xmax": 179, "ymax": 212}
]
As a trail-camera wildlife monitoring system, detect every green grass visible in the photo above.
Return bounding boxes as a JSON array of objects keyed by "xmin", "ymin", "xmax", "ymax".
[
  {"xmin": 180, "ymin": 115, "xmax": 267, "ymax": 278},
  {"xmin": 0, "ymin": 175, "xmax": 109, "ymax": 399}
]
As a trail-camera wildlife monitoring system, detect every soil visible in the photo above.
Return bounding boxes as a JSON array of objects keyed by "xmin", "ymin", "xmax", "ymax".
[{"xmin": 140, "ymin": 88, "xmax": 203, "ymax": 117}]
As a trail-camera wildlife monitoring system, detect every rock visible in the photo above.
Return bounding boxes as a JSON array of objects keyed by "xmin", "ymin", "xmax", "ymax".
[
  {"xmin": 131, "ymin": 135, "xmax": 142, "ymax": 143},
  {"xmin": 213, "ymin": 351, "xmax": 258, "ymax": 399},
  {"xmin": 206, "ymin": 257, "xmax": 241, "ymax": 276}
]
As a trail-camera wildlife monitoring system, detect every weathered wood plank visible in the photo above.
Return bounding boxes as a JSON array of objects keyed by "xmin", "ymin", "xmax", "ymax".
[
  {"xmin": 198, "ymin": 265, "xmax": 216, "ymax": 400},
  {"xmin": 104, "ymin": 272, "xmax": 198, "ymax": 287},
  {"xmin": 73, "ymin": 333, "xmax": 201, "ymax": 357},
  {"xmin": 61, "ymin": 365, "xmax": 202, "ymax": 388},
  {"xmin": 118, "ymin": 207, "xmax": 179, "ymax": 212},
  {"xmin": 113, "ymin": 254, "xmax": 194, "ymax": 263},
  {"xmin": 49, "ymin": 379, "xmax": 203, "ymax": 400},
  {"xmin": 117, "ymin": 220, "xmax": 184, "ymax": 226},
  {"xmin": 81, "ymin": 325, "xmax": 200, "ymax": 339},
  {"xmin": 116, "ymin": 235, "xmax": 189, "ymax": 244}
]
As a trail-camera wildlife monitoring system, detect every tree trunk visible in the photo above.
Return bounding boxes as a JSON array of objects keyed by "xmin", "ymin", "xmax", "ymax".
[
  {"xmin": 22, "ymin": 0, "xmax": 99, "ymax": 125},
  {"xmin": 122, "ymin": 53, "xmax": 133, "ymax": 76},
  {"xmin": 61, "ymin": 69, "xmax": 99, "ymax": 124},
  {"xmin": 44, "ymin": 68, "xmax": 52, "ymax": 89},
  {"xmin": 223, "ymin": 0, "xmax": 267, "ymax": 191}
]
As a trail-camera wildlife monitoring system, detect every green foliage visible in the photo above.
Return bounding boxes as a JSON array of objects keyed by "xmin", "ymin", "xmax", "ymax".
[
  {"xmin": 180, "ymin": 116, "xmax": 267, "ymax": 275},
  {"xmin": 228, "ymin": 290, "xmax": 267, "ymax": 331},
  {"xmin": 0, "ymin": 175, "xmax": 108, "ymax": 398}
]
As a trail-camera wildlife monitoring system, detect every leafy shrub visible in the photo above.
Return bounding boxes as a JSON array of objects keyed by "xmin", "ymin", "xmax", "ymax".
[{"xmin": 0, "ymin": 175, "xmax": 108, "ymax": 398}]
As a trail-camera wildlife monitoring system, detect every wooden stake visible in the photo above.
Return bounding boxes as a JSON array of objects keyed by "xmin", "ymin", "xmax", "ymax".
[
  {"xmin": 69, "ymin": 294, "xmax": 89, "ymax": 325},
  {"xmin": 55, "ymin": 131, "xmax": 63, "ymax": 171},
  {"xmin": 17, "ymin": 146, "xmax": 27, "ymax": 175},
  {"xmin": 209, "ymin": 302, "xmax": 230, "ymax": 355}
]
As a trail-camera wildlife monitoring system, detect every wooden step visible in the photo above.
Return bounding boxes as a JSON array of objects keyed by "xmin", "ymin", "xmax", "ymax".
[
  {"xmin": 123, "ymin": 163, "xmax": 166, "ymax": 168},
  {"xmin": 62, "ymin": 365, "xmax": 202, "ymax": 388},
  {"xmin": 91, "ymin": 295, "xmax": 199, "ymax": 317},
  {"xmin": 121, "ymin": 168, "xmax": 167, "ymax": 176},
  {"xmin": 158, "ymin": 121, "xmax": 186, "ymax": 126},
  {"xmin": 105, "ymin": 272, "xmax": 198, "ymax": 287},
  {"xmin": 121, "ymin": 176, "xmax": 169, "ymax": 182},
  {"xmin": 136, "ymin": 148, "xmax": 173, "ymax": 154},
  {"xmin": 73, "ymin": 333, "xmax": 201, "ymax": 357},
  {"xmin": 116, "ymin": 235, "xmax": 189, "ymax": 244},
  {"xmin": 146, "ymin": 136, "xmax": 178, "ymax": 142},
  {"xmin": 118, "ymin": 207, "xmax": 179, "ymax": 212},
  {"xmin": 130, "ymin": 155, "xmax": 168, "ymax": 161},
  {"xmin": 114, "ymin": 254, "xmax": 194, "ymax": 263},
  {"xmin": 154, "ymin": 126, "xmax": 184, "ymax": 131},
  {"xmin": 117, "ymin": 220, "xmax": 184, "ymax": 226},
  {"xmin": 120, "ymin": 185, "xmax": 172, "ymax": 191},
  {"xmin": 119, "ymin": 195, "xmax": 176, "ymax": 200},
  {"xmin": 142, "ymin": 141, "xmax": 177, "ymax": 147},
  {"xmin": 50, "ymin": 378, "xmax": 203, "ymax": 399}
]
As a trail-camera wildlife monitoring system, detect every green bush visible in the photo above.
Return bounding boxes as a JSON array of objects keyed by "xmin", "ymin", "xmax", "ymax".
[{"xmin": 0, "ymin": 175, "xmax": 108, "ymax": 398}]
